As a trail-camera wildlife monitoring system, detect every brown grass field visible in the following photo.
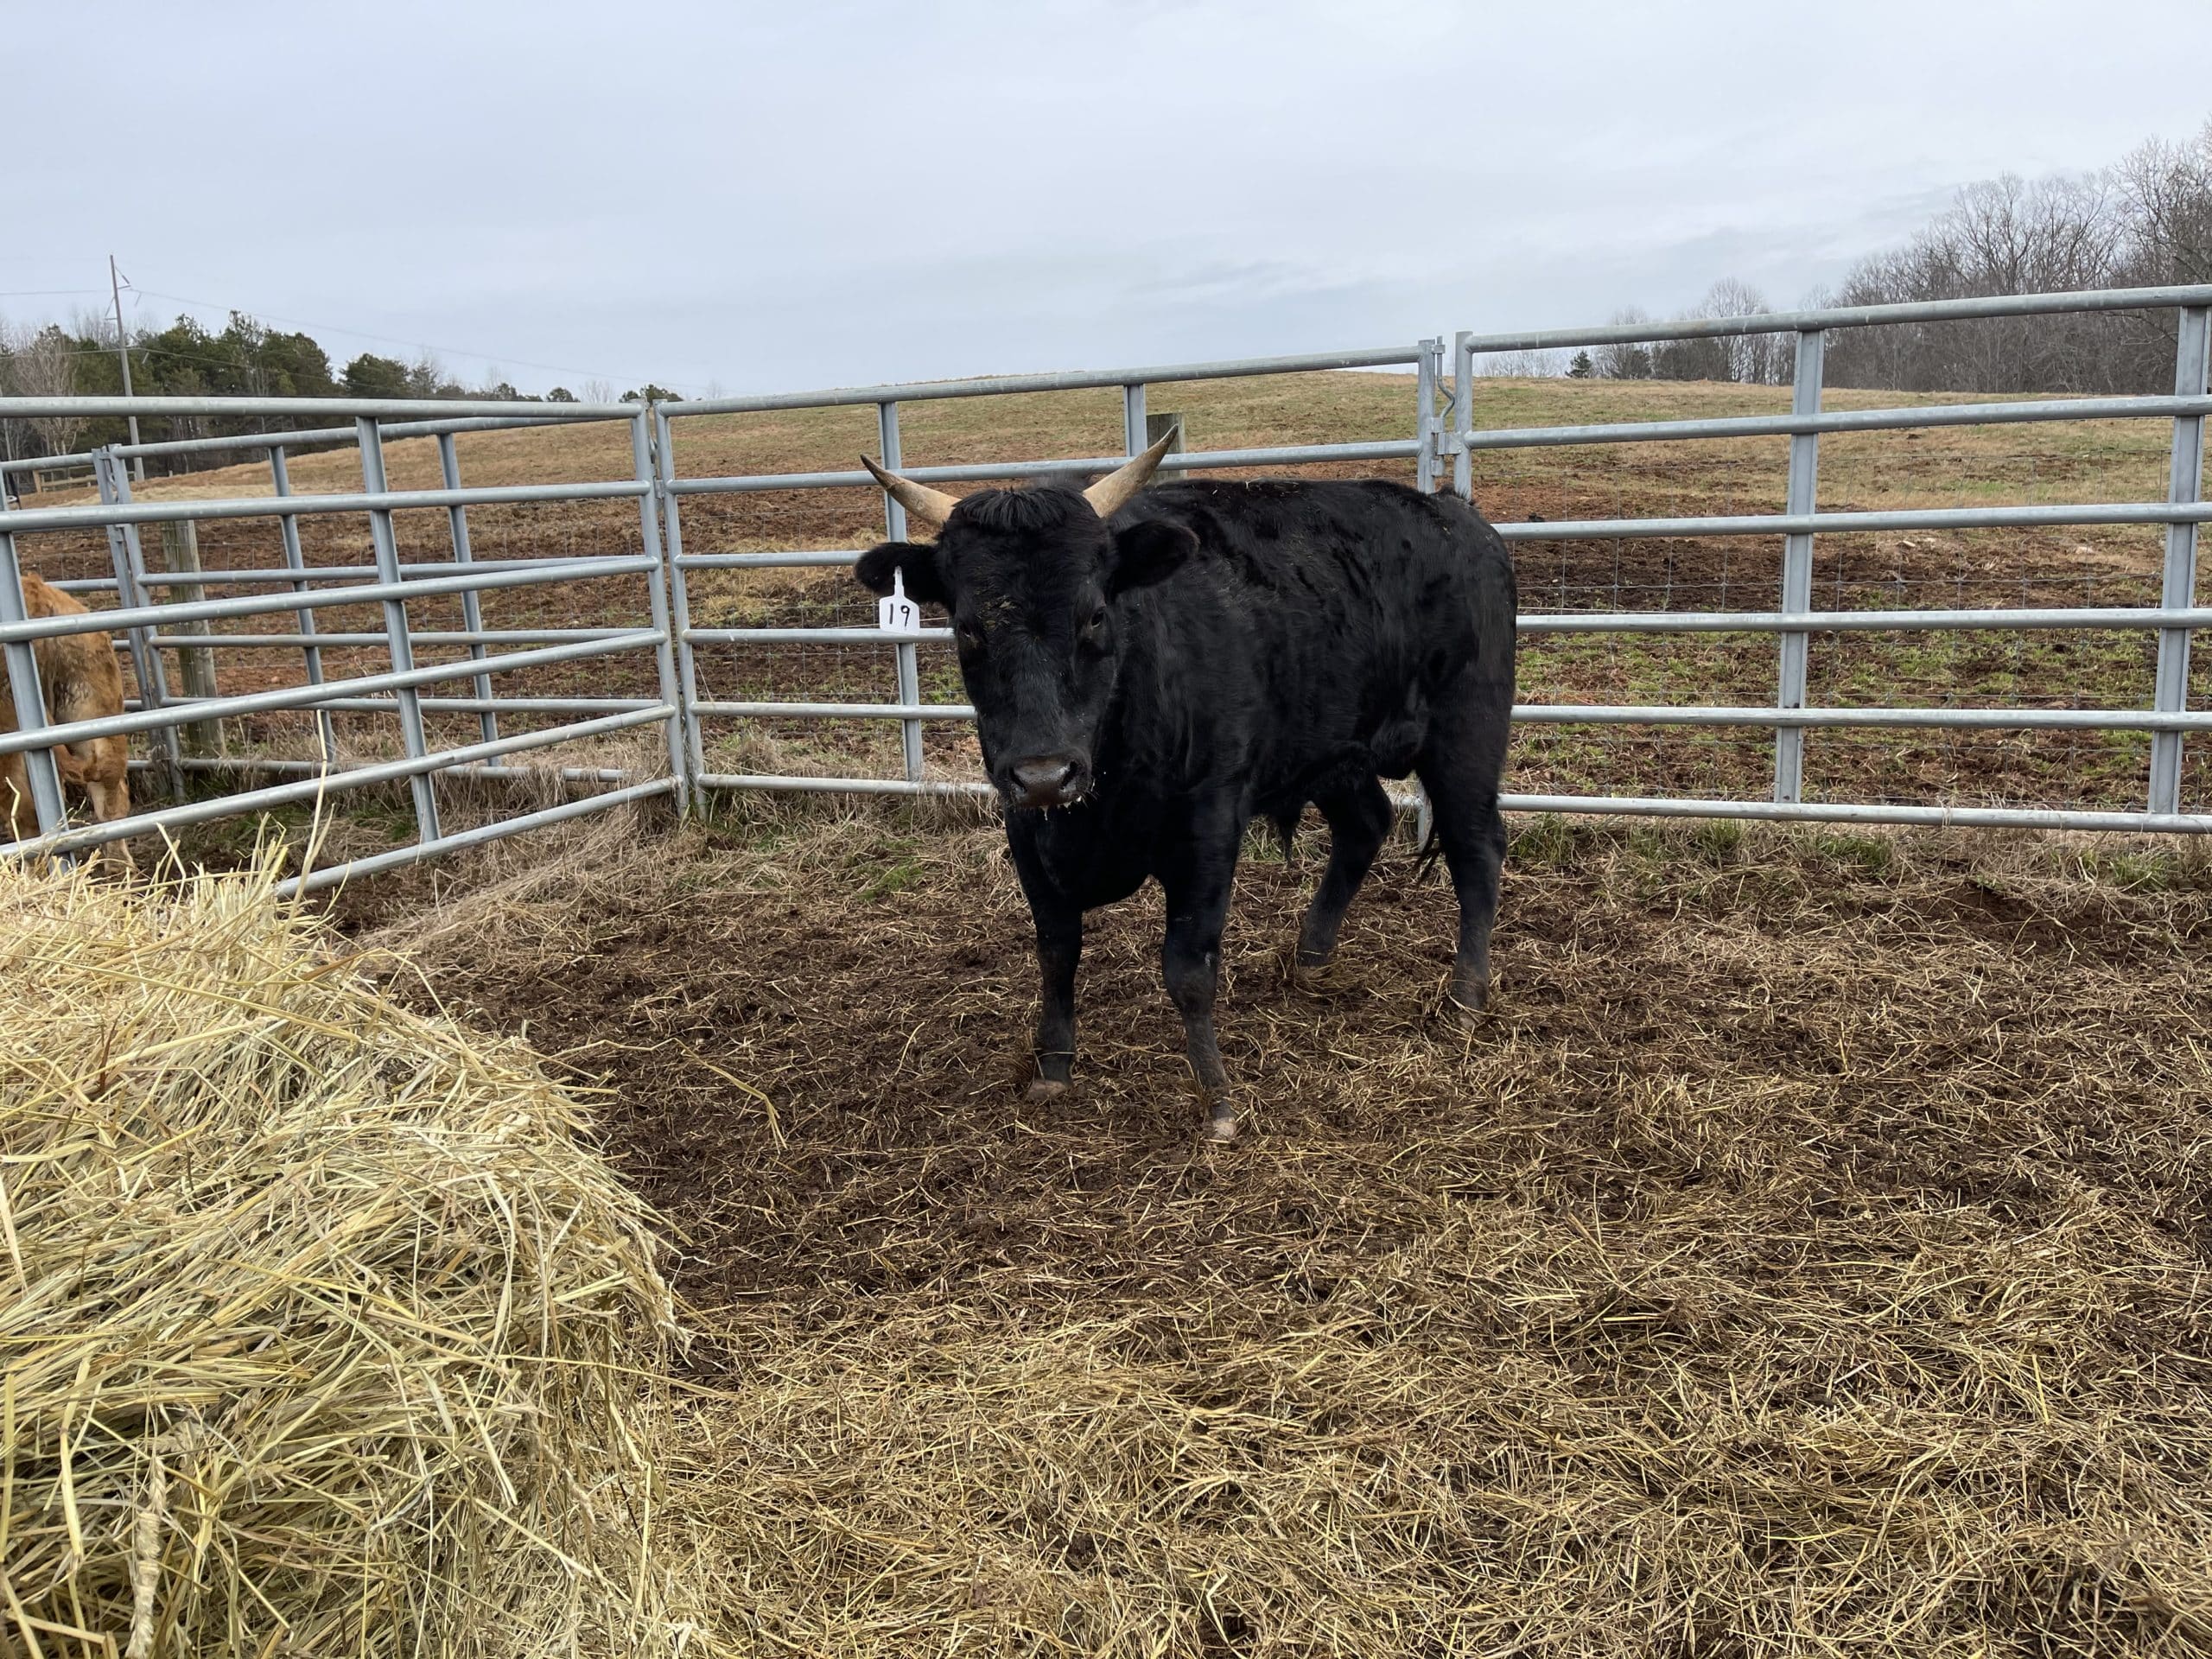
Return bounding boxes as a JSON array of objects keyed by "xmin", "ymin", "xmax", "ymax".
[
  {"xmin": 11, "ymin": 371, "xmax": 2212, "ymax": 1652},
  {"xmin": 11, "ymin": 370, "xmax": 2207, "ymax": 816}
]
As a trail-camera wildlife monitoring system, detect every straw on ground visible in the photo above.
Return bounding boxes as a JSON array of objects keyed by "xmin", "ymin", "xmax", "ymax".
[{"xmin": 0, "ymin": 852, "xmax": 702, "ymax": 1658}]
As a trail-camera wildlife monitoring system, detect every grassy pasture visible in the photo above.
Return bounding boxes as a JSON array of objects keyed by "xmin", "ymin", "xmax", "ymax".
[{"xmin": 10, "ymin": 372, "xmax": 2205, "ymax": 814}]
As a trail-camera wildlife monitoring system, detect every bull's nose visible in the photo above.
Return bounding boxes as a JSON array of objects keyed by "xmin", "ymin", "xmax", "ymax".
[{"xmin": 1007, "ymin": 753, "xmax": 1087, "ymax": 808}]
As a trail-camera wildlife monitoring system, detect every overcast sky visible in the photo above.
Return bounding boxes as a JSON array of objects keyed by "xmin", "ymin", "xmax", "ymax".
[{"xmin": 8, "ymin": 0, "xmax": 2211, "ymax": 396}]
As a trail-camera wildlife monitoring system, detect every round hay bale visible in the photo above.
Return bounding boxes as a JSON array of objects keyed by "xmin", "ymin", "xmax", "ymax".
[{"xmin": 0, "ymin": 855, "xmax": 696, "ymax": 1657}]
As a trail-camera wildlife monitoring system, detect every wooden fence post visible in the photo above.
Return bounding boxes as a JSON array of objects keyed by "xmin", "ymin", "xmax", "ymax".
[
  {"xmin": 1144, "ymin": 411, "xmax": 1185, "ymax": 480},
  {"xmin": 158, "ymin": 518, "xmax": 224, "ymax": 758}
]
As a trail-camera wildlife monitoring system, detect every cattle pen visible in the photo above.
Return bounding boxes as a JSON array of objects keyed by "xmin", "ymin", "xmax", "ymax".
[
  {"xmin": 3, "ymin": 282, "xmax": 2209, "ymax": 880},
  {"xmin": 4, "ymin": 287, "xmax": 2212, "ymax": 1657}
]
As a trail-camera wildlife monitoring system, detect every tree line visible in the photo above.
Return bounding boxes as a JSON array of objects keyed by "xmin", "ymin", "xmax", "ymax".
[
  {"xmin": 0, "ymin": 309, "xmax": 673, "ymax": 483},
  {"xmin": 1528, "ymin": 115, "xmax": 2212, "ymax": 393}
]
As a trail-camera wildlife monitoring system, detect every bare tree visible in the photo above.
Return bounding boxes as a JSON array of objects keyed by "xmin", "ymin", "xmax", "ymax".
[
  {"xmin": 404, "ymin": 352, "xmax": 462, "ymax": 399},
  {"xmin": 1468, "ymin": 347, "xmax": 1568, "ymax": 378},
  {"xmin": 1595, "ymin": 308, "xmax": 1656, "ymax": 379},
  {"xmin": 0, "ymin": 317, "xmax": 23, "ymax": 466},
  {"xmin": 14, "ymin": 325, "xmax": 89, "ymax": 455},
  {"xmin": 1701, "ymin": 277, "xmax": 1787, "ymax": 384},
  {"xmin": 2120, "ymin": 119, "xmax": 2212, "ymax": 285},
  {"xmin": 1617, "ymin": 283, "xmax": 1789, "ymax": 385},
  {"xmin": 1824, "ymin": 169, "xmax": 2137, "ymax": 391}
]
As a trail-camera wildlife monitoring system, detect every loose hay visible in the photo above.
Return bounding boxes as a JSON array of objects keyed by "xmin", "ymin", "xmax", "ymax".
[
  {"xmin": 369, "ymin": 811, "xmax": 2212, "ymax": 1657},
  {"xmin": 0, "ymin": 855, "xmax": 696, "ymax": 1657}
]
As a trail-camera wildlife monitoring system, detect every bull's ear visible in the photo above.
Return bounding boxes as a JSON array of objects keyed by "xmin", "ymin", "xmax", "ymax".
[
  {"xmin": 853, "ymin": 541, "xmax": 947, "ymax": 604},
  {"xmin": 1106, "ymin": 520, "xmax": 1196, "ymax": 594}
]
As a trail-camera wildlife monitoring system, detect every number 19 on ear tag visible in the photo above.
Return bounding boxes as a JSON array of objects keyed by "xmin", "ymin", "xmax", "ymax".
[{"xmin": 877, "ymin": 567, "xmax": 924, "ymax": 635}]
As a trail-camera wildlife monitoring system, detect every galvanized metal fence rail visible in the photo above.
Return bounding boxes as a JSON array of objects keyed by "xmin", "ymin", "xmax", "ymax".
[
  {"xmin": 0, "ymin": 397, "xmax": 685, "ymax": 894},
  {"xmin": 3, "ymin": 283, "xmax": 2209, "ymax": 893},
  {"xmin": 652, "ymin": 340, "xmax": 1446, "ymax": 801},
  {"xmin": 1453, "ymin": 283, "xmax": 2212, "ymax": 831}
]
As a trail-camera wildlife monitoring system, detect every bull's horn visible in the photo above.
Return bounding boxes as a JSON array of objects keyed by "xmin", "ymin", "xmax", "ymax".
[
  {"xmin": 861, "ymin": 455, "xmax": 960, "ymax": 532},
  {"xmin": 1083, "ymin": 432, "xmax": 1176, "ymax": 518}
]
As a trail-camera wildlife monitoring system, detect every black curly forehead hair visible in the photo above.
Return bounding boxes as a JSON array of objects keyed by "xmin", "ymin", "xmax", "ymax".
[
  {"xmin": 945, "ymin": 480, "xmax": 1103, "ymax": 537},
  {"xmin": 852, "ymin": 432, "xmax": 1185, "ymax": 610}
]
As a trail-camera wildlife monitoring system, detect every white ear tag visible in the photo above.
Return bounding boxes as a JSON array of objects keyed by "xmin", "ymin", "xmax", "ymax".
[{"xmin": 877, "ymin": 566, "xmax": 923, "ymax": 635}]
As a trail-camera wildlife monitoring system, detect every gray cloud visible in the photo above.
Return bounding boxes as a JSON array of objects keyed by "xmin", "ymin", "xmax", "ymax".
[{"xmin": 7, "ymin": 0, "xmax": 2209, "ymax": 393}]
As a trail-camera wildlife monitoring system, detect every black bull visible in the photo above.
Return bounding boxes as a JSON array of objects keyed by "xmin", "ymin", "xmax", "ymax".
[{"xmin": 855, "ymin": 461, "xmax": 1516, "ymax": 1141}]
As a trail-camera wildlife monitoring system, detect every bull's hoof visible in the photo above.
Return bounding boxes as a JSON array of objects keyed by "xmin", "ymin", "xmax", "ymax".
[
  {"xmin": 1026, "ymin": 1077, "xmax": 1072, "ymax": 1104},
  {"xmin": 1205, "ymin": 1101, "xmax": 1241, "ymax": 1143},
  {"xmin": 1446, "ymin": 984, "xmax": 1491, "ymax": 1032}
]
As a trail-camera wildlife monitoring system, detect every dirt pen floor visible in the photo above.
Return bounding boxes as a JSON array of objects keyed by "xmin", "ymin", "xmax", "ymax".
[{"xmin": 291, "ymin": 791, "xmax": 2212, "ymax": 1656}]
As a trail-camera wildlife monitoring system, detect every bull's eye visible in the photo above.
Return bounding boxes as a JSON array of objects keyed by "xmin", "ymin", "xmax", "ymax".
[{"xmin": 1083, "ymin": 605, "xmax": 1109, "ymax": 639}]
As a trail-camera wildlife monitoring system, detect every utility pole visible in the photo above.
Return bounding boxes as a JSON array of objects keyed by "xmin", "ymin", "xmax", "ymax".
[{"xmin": 109, "ymin": 255, "xmax": 143, "ymax": 481}]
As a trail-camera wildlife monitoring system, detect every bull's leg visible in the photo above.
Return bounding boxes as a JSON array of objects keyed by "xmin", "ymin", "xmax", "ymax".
[
  {"xmin": 84, "ymin": 773, "xmax": 130, "ymax": 823},
  {"xmin": 1434, "ymin": 791, "xmax": 1506, "ymax": 1022},
  {"xmin": 1006, "ymin": 819, "xmax": 1085, "ymax": 1102},
  {"xmin": 78, "ymin": 760, "xmax": 133, "ymax": 871},
  {"xmin": 1416, "ymin": 681, "xmax": 1513, "ymax": 1027},
  {"xmin": 1295, "ymin": 773, "xmax": 1393, "ymax": 971},
  {"xmin": 1160, "ymin": 849, "xmax": 1241, "ymax": 1142},
  {"xmin": 1028, "ymin": 903, "xmax": 1084, "ymax": 1102}
]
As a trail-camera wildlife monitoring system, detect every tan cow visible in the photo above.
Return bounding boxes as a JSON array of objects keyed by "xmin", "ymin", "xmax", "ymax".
[{"xmin": 3, "ymin": 572, "xmax": 131, "ymax": 845}]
